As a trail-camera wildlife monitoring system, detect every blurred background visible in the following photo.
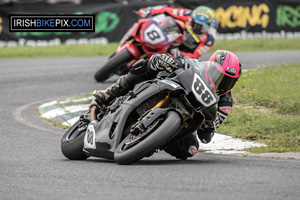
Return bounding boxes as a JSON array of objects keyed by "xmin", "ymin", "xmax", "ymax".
[{"xmin": 0, "ymin": 0, "xmax": 299, "ymax": 47}]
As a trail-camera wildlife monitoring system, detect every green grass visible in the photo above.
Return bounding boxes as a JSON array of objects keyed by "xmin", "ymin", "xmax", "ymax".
[
  {"xmin": 0, "ymin": 43, "xmax": 119, "ymax": 59},
  {"xmin": 233, "ymin": 63, "xmax": 300, "ymax": 115},
  {"xmin": 211, "ymin": 38, "xmax": 300, "ymax": 52},
  {"xmin": 218, "ymin": 63, "xmax": 300, "ymax": 153},
  {"xmin": 1, "ymin": 38, "xmax": 300, "ymax": 59}
]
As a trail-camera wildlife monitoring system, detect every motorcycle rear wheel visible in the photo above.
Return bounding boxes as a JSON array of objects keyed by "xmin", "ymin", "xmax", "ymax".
[
  {"xmin": 61, "ymin": 120, "xmax": 89, "ymax": 160},
  {"xmin": 114, "ymin": 111, "xmax": 181, "ymax": 165},
  {"xmin": 94, "ymin": 49, "xmax": 134, "ymax": 82}
]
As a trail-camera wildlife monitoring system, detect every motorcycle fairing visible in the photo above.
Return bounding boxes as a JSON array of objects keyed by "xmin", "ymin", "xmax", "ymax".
[
  {"xmin": 164, "ymin": 65, "xmax": 219, "ymax": 120},
  {"xmin": 85, "ymin": 64, "xmax": 221, "ymax": 159},
  {"xmin": 83, "ymin": 79, "xmax": 185, "ymax": 159},
  {"xmin": 141, "ymin": 107, "xmax": 182, "ymax": 129},
  {"xmin": 140, "ymin": 14, "xmax": 181, "ymax": 55}
]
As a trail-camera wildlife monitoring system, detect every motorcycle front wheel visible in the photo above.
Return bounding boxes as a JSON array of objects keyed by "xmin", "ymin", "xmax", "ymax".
[
  {"xmin": 114, "ymin": 111, "xmax": 182, "ymax": 165},
  {"xmin": 94, "ymin": 49, "xmax": 134, "ymax": 82},
  {"xmin": 61, "ymin": 120, "xmax": 89, "ymax": 160}
]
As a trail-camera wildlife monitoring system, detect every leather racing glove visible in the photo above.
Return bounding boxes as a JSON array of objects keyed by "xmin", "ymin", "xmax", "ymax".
[{"xmin": 149, "ymin": 53, "xmax": 182, "ymax": 71}]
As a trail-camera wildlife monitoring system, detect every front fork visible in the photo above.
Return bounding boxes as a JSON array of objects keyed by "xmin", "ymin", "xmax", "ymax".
[
  {"xmin": 139, "ymin": 93, "xmax": 194, "ymax": 130},
  {"xmin": 151, "ymin": 93, "xmax": 194, "ymax": 123}
]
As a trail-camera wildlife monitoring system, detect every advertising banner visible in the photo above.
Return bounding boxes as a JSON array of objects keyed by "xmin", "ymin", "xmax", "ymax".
[
  {"xmin": 178, "ymin": 0, "xmax": 300, "ymax": 39},
  {"xmin": 0, "ymin": 0, "xmax": 299, "ymax": 47}
]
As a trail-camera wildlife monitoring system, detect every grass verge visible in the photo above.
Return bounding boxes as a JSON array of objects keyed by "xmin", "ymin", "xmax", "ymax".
[
  {"xmin": 218, "ymin": 63, "xmax": 300, "ymax": 153},
  {"xmin": 1, "ymin": 38, "xmax": 300, "ymax": 59},
  {"xmin": 0, "ymin": 43, "xmax": 119, "ymax": 59}
]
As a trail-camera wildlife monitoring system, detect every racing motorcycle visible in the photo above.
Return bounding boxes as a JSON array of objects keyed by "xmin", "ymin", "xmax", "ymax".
[
  {"xmin": 94, "ymin": 14, "xmax": 184, "ymax": 82},
  {"xmin": 62, "ymin": 60, "xmax": 220, "ymax": 165}
]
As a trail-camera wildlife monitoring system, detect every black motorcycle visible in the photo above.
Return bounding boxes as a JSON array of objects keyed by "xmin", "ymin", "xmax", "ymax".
[{"xmin": 61, "ymin": 60, "xmax": 220, "ymax": 165}]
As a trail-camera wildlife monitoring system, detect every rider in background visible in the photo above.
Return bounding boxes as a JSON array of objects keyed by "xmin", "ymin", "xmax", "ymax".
[
  {"xmin": 138, "ymin": 5, "xmax": 217, "ymax": 59},
  {"xmin": 90, "ymin": 51, "xmax": 241, "ymax": 160}
]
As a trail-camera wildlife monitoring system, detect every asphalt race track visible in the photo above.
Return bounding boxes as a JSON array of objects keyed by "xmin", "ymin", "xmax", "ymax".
[{"xmin": 1, "ymin": 51, "xmax": 300, "ymax": 200}]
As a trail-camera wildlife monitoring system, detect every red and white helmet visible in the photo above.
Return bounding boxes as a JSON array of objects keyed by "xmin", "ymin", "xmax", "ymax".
[{"xmin": 209, "ymin": 50, "xmax": 242, "ymax": 96}]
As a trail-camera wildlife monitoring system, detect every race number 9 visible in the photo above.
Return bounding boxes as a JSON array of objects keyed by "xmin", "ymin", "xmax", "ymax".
[{"xmin": 144, "ymin": 23, "xmax": 165, "ymax": 44}]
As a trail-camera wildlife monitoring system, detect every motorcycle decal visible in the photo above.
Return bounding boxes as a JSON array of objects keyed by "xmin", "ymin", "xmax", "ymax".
[
  {"xmin": 144, "ymin": 23, "xmax": 165, "ymax": 45},
  {"xmin": 188, "ymin": 146, "xmax": 198, "ymax": 155},
  {"xmin": 192, "ymin": 73, "xmax": 217, "ymax": 107},
  {"xmin": 172, "ymin": 9, "xmax": 179, "ymax": 15},
  {"xmin": 109, "ymin": 123, "xmax": 118, "ymax": 139},
  {"xmin": 161, "ymin": 79, "xmax": 180, "ymax": 88},
  {"xmin": 184, "ymin": 10, "xmax": 192, "ymax": 16},
  {"xmin": 84, "ymin": 125, "xmax": 96, "ymax": 150},
  {"xmin": 225, "ymin": 67, "xmax": 237, "ymax": 74},
  {"xmin": 219, "ymin": 106, "xmax": 231, "ymax": 115},
  {"xmin": 129, "ymin": 47, "xmax": 136, "ymax": 54}
]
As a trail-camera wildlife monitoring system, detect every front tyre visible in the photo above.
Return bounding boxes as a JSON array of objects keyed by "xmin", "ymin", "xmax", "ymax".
[
  {"xmin": 61, "ymin": 120, "xmax": 89, "ymax": 160},
  {"xmin": 94, "ymin": 49, "xmax": 134, "ymax": 82},
  {"xmin": 114, "ymin": 111, "xmax": 181, "ymax": 165}
]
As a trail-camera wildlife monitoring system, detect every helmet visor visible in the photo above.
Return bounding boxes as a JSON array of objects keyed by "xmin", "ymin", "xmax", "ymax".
[
  {"xmin": 217, "ymin": 75, "xmax": 239, "ymax": 95},
  {"xmin": 192, "ymin": 20, "xmax": 209, "ymax": 34},
  {"xmin": 203, "ymin": 62, "xmax": 225, "ymax": 93}
]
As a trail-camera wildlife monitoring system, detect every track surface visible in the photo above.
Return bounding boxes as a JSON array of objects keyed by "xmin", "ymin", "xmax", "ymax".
[{"xmin": 1, "ymin": 51, "xmax": 300, "ymax": 200}]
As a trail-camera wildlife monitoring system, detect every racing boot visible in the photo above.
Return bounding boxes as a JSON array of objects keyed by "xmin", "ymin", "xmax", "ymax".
[
  {"xmin": 197, "ymin": 120, "xmax": 215, "ymax": 144},
  {"xmin": 197, "ymin": 128, "xmax": 215, "ymax": 144},
  {"xmin": 93, "ymin": 75, "xmax": 131, "ymax": 106}
]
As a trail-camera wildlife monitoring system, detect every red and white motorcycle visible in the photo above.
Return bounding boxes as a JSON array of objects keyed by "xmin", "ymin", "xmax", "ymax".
[{"xmin": 94, "ymin": 14, "xmax": 184, "ymax": 82}]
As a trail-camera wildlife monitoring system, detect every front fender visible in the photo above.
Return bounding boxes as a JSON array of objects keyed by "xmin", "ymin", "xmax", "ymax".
[{"xmin": 117, "ymin": 43, "xmax": 141, "ymax": 60}]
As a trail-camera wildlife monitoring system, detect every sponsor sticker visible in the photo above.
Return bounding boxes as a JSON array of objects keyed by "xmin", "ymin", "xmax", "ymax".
[
  {"xmin": 220, "ymin": 106, "xmax": 232, "ymax": 114},
  {"xmin": 188, "ymin": 146, "xmax": 198, "ymax": 155},
  {"xmin": 226, "ymin": 67, "xmax": 237, "ymax": 74}
]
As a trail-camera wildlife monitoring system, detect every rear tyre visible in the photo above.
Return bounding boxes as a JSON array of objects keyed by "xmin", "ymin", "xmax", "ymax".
[
  {"xmin": 94, "ymin": 49, "xmax": 134, "ymax": 82},
  {"xmin": 61, "ymin": 120, "xmax": 89, "ymax": 160},
  {"xmin": 114, "ymin": 111, "xmax": 181, "ymax": 165}
]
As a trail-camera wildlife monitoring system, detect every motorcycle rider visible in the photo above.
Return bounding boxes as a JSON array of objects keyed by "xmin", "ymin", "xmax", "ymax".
[
  {"xmin": 138, "ymin": 5, "xmax": 217, "ymax": 59},
  {"xmin": 89, "ymin": 50, "xmax": 241, "ymax": 160}
]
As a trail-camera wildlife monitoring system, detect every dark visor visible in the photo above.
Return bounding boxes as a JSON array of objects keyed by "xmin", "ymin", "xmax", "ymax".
[
  {"xmin": 204, "ymin": 62, "xmax": 225, "ymax": 91},
  {"xmin": 192, "ymin": 21, "xmax": 203, "ymax": 34},
  {"xmin": 217, "ymin": 76, "xmax": 239, "ymax": 95}
]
